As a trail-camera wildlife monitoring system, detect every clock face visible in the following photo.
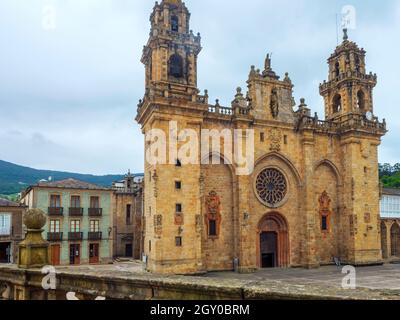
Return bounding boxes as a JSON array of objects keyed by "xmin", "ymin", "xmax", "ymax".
[{"xmin": 366, "ymin": 111, "xmax": 373, "ymax": 121}]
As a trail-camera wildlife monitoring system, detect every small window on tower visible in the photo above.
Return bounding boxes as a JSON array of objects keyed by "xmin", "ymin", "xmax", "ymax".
[
  {"xmin": 209, "ymin": 220, "xmax": 217, "ymax": 237},
  {"xmin": 260, "ymin": 132, "xmax": 265, "ymax": 142},
  {"xmin": 175, "ymin": 236, "xmax": 182, "ymax": 247},
  {"xmin": 169, "ymin": 54, "xmax": 184, "ymax": 78},
  {"xmin": 332, "ymin": 94, "xmax": 342, "ymax": 114},
  {"xmin": 175, "ymin": 181, "xmax": 182, "ymax": 190},
  {"xmin": 171, "ymin": 15, "xmax": 179, "ymax": 32},
  {"xmin": 126, "ymin": 204, "xmax": 132, "ymax": 225},
  {"xmin": 335, "ymin": 62, "xmax": 340, "ymax": 78},
  {"xmin": 355, "ymin": 56, "xmax": 361, "ymax": 72},
  {"xmin": 357, "ymin": 90, "xmax": 365, "ymax": 111},
  {"xmin": 321, "ymin": 216, "xmax": 328, "ymax": 231}
]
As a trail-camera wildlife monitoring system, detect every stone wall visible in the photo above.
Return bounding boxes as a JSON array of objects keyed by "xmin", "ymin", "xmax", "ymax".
[{"xmin": 202, "ymin": 156, "xmax": 235, "ymax": 271}]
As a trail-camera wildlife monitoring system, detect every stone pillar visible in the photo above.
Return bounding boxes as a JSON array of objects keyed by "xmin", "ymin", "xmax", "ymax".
[
  {"xmin": 237, "ymin": 174, "xmax": 253, "ymax": 273},
  {"xmin": 18, "ymin": 209, "xmax": 49, "ymax": 269},
  {"xmin": 302, "ymin": 130, "xmax": 319, "ymax": 268},
  {"xmin": 386, "ymin": 221, "xmax": 392, "ymax": 258}
]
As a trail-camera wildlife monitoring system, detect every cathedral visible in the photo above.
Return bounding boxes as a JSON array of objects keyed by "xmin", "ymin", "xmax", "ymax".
[{"xmin": 136, "ymin": 0, "xmax": 387, "ymax": 274}]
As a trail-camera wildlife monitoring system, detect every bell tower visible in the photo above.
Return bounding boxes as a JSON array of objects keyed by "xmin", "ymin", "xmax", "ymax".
[
  {"xmin": 141, "ymin": 0, "xmax": 202, "ymax": 100},
  {"xmin": 320, "ymin": 29, "xmax": 377, "ymax": 120},
  {"xmin": 137, "ymin": 0, "xmax": 207, "ymax": 274},
  {"xmin": 318, "ymin": 29, "xmax": 387, "ymax": 266}
]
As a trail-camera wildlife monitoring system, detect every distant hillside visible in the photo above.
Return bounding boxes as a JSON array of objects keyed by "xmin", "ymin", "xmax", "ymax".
[
  {"xmin": 380, "ymin": 163, "xmax": 400, "ymax": 189},
  {"xmin": 0, "ymin": 160, "xmax": 125, "ymax": 195}
]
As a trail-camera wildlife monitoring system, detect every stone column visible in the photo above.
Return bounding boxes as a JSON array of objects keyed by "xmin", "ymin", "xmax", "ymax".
[
  {"xmin": 386, "ymin": 221, "xmax": 392, "ymax": 258},
  {"xmin": 302, "ymin": 130, "xmax": 319, "ymax": 268}
]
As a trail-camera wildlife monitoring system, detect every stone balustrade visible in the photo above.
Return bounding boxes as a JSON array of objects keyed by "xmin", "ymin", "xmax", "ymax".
[
  {"xmin": 297, "ymin": 113, "xmax": 386, "ymax": 134},
  {"xmin": 320, "ymin": 71, "xmax": 377, "ymax": 91}
]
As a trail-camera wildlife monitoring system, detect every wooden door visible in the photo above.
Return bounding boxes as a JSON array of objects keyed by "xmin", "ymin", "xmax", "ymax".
[
  {"xmin": 89, "ymin": 243, "xmax": 99, "ymax": 264},
  {"xmin": 125, "ymin": 244, "xmax": 133, "ymax": 257},
  {"xmin": 50, "ymin": 245, "xmax": 60, "ymax": 266},
  {"xmin": 69, "ymin": 244, "xmax": 80, "ymax": 265},
  {"xmin": 260, "ymin": 232, "xmax": 278, "ymax": 268}
]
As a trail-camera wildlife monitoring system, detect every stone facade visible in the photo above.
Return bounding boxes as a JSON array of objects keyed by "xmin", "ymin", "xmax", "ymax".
[
  {"xmin": 112, "ymin": 172, "xmax": 144, "ymax": 259},
  {"xmin": 136, "ymin": 0, "xmax": 387, "ymax": 274}
]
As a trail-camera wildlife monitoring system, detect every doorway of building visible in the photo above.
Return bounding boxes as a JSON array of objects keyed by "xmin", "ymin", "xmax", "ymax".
[
  {"xmin": 125, "ymin": 243, "xmax": 133, "ymax": 257},
  {"xmin": 260, "ymin": 232, "xmax": 278, "ymax": 268},
  {"xmin": 89, "ymin": 243, "xmax": 99, "ymax": 264},
  {"xmin": 0, "ymin": 242, "xmax": 11, "ymax": 263},
  {"xmin": 69, "ymin": 244, "xmax": 80, "ymax": 265},
  {"xmin": 257, "ymin": 212, "xmax": 289, "ymax": 268},
  {"xmin": 50, "ymin": 244, "xmax": 61, "ymax": 266}
]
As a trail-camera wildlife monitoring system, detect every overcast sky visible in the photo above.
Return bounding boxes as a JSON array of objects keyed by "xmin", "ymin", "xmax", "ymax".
[{"xmin": 0, "ymin": 0, "xmax": 399, "ymax": 175}]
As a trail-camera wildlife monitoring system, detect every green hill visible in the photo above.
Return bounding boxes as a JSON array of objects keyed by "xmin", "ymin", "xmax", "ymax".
[
  {"xmin": 0, "ymin": 160, "xmax": 125, "ymax": 195},
  {"xmin": 379, "ymin": 163, "xmax": 400, "ymax": 189}
]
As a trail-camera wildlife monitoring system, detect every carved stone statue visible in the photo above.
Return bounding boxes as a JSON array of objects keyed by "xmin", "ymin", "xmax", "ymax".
[
  {"xmin": 265, "ymin": 54, "xmax": 272, "ymax": 71},
  {"xmin": 270, "ymin": 88, "xmax": 279, "ymax": 118}
]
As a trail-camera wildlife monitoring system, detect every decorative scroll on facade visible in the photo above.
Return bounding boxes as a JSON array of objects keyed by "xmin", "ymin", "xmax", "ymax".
[
  {"xmin": 195, "ymin": 214, "xmax": 202, "ymax": 233},
  {"xmin": 154, "ymin": 214, "xmax": 162, "ymax": 237},
  {"xmin": 205, "ymin": 191, "xmax": 221, "ymax": 238},
  {"xmin": 256, "ymin": 168, "xmax": 287, "ymax": 207},
  {"xmin": 319, "ymin": 191, "xmax": 332, "ymax": 233},
  {"xmin": 269, "ymin": 128, "xmax": 282, "ymax": 152},
  {"xmin": 175, "ymin": 213, "xmax": 184, "ymax": 225}
]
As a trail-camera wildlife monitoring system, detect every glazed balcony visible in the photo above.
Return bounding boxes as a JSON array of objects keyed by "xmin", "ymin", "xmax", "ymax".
[
  {"xmin": 68, "ymin": 232, "xmax": 83, "ymax": 241},
  {"xmin": 47, "ymin": 232, "xmax": 63, "ymax": 241},
  {"xmin": 88, "ymin": 208, "xmax": 103, "ymax": 217},
  {"xmin": 69, "ymin": 207, "xmax": 84, "ymax": 217},
  {"xmin": 88, "ymin": 232, "xmax": 102, "ymax": 241},
  {"xmin": 48, "ymin": 207, "xmax": 64, "ymax": 216}
]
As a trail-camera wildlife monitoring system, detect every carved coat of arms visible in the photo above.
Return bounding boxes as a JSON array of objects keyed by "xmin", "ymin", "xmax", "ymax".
[
  {"xmin": 205, "ymin": 191, "xmax": 222, "ymax": 238},
  {"xmin": 269, "ymin": 128, "xmax": 282, "ymax": 152}
]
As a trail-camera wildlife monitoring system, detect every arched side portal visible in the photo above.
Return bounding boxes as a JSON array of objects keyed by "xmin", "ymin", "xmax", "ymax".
[
  {"xmin": 257, "ymin": 212, "xmax": 289, "ymax": 268},
  {"xmin": 391, "ymin": 223, "xmax": 400, "ymax": 257}
]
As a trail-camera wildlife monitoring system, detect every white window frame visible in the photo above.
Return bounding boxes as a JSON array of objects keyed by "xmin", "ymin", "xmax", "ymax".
[
  {"xmin": 70, "ymin": 220, "xmax": 81, "ymax": 232},
  {"xmin": 50, "ymin": 219, "xmax": 60, "ymax": 233},
  {"xmin": 0, "ymin": 213, "xmax": 11, "ymax": 236},
  {"xmin": 90, "ymin": 220, "xmax": 100, "ymax": 232}
]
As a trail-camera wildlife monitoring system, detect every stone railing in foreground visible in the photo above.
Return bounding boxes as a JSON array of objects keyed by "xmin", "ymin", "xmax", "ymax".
[{"xmin": 1, "ymin": 264, "xmax": 400, "ymax": 300}]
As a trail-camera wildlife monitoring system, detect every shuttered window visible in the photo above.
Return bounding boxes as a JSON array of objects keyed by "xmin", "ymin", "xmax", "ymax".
[{"xmin": 0, "ymin": 214, "xmax": 11, "ymax": 235}]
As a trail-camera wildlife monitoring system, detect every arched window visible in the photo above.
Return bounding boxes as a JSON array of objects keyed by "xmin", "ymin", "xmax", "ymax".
[
  {"xmin": 357, "ymin": 90, "xmax": 365, "ymax": 111},
  {"xmin": 169, "ymin": 54, "xmax": 184, "ymax": 78},
  {"xmin": 355, "ymin": 56, "xmax": 361, "ymax": 72},
  {"xmin": 335, "ymin": 62, "xmax": 340, "ymax": 78},
  {"xmin": 171, "ymin": 15, "xmax": 179, "ymax": 32},
  {"xmin": 332, "ymin": 94, "xmax": 342, "ymax": 113}
]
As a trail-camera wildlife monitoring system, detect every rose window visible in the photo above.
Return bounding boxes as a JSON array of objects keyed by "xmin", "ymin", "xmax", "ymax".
[{"xmin": 256, "ymin": 169, "xmax": 287, "ymax": 206}]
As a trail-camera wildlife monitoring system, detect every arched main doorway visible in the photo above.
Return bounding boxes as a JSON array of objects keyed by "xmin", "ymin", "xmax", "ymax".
[{"xmin": 257, "ymin": 212, "xmax": 289, "ymax": 268}]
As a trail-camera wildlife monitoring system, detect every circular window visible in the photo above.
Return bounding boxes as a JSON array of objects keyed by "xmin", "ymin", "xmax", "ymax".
[{"xmin": 256, "ymin": 168, "xmax": 287, "ymax": 207}]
